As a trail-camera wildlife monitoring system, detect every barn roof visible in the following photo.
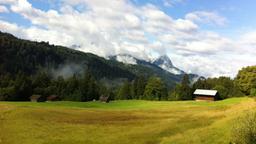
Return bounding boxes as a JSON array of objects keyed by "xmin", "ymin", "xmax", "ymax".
[{"xmin": 193, "ymin": 89, "xmax": 218, "ymax": 96}]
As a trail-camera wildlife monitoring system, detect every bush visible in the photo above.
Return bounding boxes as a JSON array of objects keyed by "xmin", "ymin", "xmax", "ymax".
[{"xmin": 231, "ymin": 111, "xmax": 256, "ymax": 144}]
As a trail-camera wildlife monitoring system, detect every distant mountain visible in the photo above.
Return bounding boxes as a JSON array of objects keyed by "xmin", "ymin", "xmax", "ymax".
[
  {"xmin": 109, "ymin": 54, "xmax": 199, "ymax": 86},
  {"xmin": 110, "ymin": 54, "xmax": 185, "ymax": 75},
  {"xmin": 153, "ymin": 55, "xmax": 185, "ymax": 75}
]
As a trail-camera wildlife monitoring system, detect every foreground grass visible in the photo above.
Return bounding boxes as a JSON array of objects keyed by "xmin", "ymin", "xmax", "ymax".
[{"xmin": 0, "ymin": 97, "xmax": 255, "ymax": 144}]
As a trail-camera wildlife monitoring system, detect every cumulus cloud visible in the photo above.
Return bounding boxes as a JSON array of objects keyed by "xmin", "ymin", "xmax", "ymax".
[
  {"xmin": 0, "ymin": 5, "xmax": 9, "ymax": 13},
  {"xmin": 0, "ymin": 0, "xmax": 255, "ymax": 78},
  {"xmin": 0, "ymin": 0, "xmax": 16, "ymax": 5},
  {"xmin": 185, "ymin": 11, "xmax": 228, "ymax": 26}
]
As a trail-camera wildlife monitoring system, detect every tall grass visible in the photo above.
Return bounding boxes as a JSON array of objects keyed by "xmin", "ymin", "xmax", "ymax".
[
  {"xmin": 0, "ymin": 97, "xmax": 255, "ymax": 144},
  {"xmin": 231, "ymin": 111, "xmax": 256, "ymax": 144}
]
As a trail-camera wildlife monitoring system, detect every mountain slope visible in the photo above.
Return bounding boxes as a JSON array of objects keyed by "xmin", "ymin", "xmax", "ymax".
[
  {"xmin": 0, "ymin": 32, "xmax": 136, "ymax": 80},
  {"xmin": 0, "ymin": 31, "xmax": 191, "ymax": 87},
  {"xmin": 109, "ymin": 54, "xmax": 198, "ymax": 85}
]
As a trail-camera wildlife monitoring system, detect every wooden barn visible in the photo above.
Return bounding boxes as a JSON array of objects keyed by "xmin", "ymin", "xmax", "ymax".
[
  {"xmin": 47, "ymin": 95, "xmax": 60, "ymax": 101},
  {"xmin": 193, "ymin": 89, "xmax": 218, "ymax": 101},
  {"xmin": 30, "ymin": 95, "xmax": 45, "ymax": 102},
  {"xmin": 99, "ymin": 95, "xmax": 110, "ymax": 103}
]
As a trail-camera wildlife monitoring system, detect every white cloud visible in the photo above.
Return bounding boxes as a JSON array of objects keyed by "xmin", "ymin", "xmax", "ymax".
[
  {"xmin": 0, "ymin": 0, "xmax": 255, "ymax": 78},
  {"xmin": 185, "ymin": 11, "xmax": 228, "ymax": 26},
  {"xmin": 163, "ymin": 0, "xmax": 185, "ymax": 7},
  {"xmin": 174, "ymin": 19, "xmax": 198, "ymax": 32},
  {"xmin": 0, "ymin": 0, "xmax": 16, "ymax": 5},
  {"xmin": 116, "ymin": 55, "xmax": 137, "ymax": 65},
  {"xmin": 240, "ymin": 31, "xmax": 256, "ymax": 46},
  {"xmin": 0, "ymin": 5, "xmax": 9, "ymax": 13}
]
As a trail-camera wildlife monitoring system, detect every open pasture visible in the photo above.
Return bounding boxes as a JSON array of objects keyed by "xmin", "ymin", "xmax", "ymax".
[{"xmin": 0, "ymin": 97, "xmax": 255, "ymax": 144}]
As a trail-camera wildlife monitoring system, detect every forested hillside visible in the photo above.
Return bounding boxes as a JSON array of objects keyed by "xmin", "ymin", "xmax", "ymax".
[
  {"xmin": 0, "ymin": 31, "xmax": 192, "ymax": 85},
  {"xmin": 0, "ymin": 31, "xmax": 187, "ymax": 101},
  {"xmin": 0, "ymin": 31, "xmax": 135, "ymax": 80}
]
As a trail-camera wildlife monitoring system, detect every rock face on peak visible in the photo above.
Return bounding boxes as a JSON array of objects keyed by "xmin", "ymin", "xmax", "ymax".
[
  {"xmin": 153, "ymin": 55, "xmax": 184, "ymax": 75},
  {"xmin": 109, "ymin": 53, "xmax": 199, "ymax": 86},
  {"xmin": 110, "ymin": 54, "xmax": 190, "ymax": 76},
  {"xmin": 153, "ymin": 55, "xmax": 173, "ymax": 67}
]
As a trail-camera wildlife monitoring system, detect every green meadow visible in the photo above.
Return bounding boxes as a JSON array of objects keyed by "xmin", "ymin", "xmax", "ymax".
[{"xmin": 0, "ymin": 97, "xmax": 255, "ymax": 144}]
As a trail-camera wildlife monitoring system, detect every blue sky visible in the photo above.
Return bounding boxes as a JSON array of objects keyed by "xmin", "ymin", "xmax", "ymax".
[{"xmin": 0, "ymin": 0, "xmax": 255, "ymax": 77}]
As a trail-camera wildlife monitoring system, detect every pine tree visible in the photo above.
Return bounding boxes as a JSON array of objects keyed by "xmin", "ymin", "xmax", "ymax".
[
  {"xmin": 180, "ymin": 74, "xmax": 192, "ymax": 100},
  {"xmin": 143, "ymin": 77, "xmax": 167, "ymax": 100},
  {"xmin": 13, "ymin": 72, "xmax": 32, "ymax": 101},
  {"xmin": 118, "ymin": 81, "xmax": 131, "ymax": 100},
  {"xmin": 65, "ymin": 74, "xmax": 80, "ymax": 100},
  {"xmin": 137, "ymin": 75, "xmax": 146, "ymax": 99},
  {"xmin": 131, "ymin": 78, "xmax": 138, "ymax": 99},
  {"xmin": 170, "ymin": 74, "xmax": 192, "ymax": 100},
  {"xmin": 55, "ymin": 76, "xmax": 66, "ymax": 99}
]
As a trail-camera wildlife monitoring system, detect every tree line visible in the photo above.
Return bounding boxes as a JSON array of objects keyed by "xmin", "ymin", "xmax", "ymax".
[
  {"xmin": 117, "ymin": 65, "xmax": 256, "ymax": 101},
  {"xmin": 1, "ymin": 65, "xmax": 255, "ymax": 101},
  {"xmin": 0, "ymin": 72, "xmax": 166, "ymax": 101},
  {"xmin": 170, "ymin": 66, "xmax": 256, "ymax": 100}
]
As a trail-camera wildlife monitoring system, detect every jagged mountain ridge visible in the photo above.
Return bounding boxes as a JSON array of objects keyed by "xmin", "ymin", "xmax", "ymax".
[
  {"xmin": 109, "ymin": 54, "xmax": 185, "ymax": 75},
  {"xmin": 152, "ymin": 55, "xmax": 185, "ymax": 75},
  {"xmin": 109, "ymin": 54, "xmax": 199, "ymax": 86}
]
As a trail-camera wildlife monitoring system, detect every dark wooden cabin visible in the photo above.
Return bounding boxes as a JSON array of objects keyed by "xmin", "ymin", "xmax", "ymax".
[
  {"xmin": 99, "ymin": 95, "xmax": 110, "ymax": 103},
  {"xmin": 193, "ymin": 89, "xmax": 218, "ymax": 101},
  {"xmin": 47, "ymin": 95, "xmax": 60, "ymax": 101}
]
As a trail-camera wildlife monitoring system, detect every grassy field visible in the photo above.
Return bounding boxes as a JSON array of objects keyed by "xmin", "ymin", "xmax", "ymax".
[{"xmin": 0, "ymin": 97, "xmax": 255, "ymax": 144}]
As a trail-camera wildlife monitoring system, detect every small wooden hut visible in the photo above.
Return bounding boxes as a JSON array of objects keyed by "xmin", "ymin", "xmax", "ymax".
[
  {"xmin": 193, "ymin": 89, "xmax": 218, "ymax": 101},
  {"xmin": 99, "ymin": 95, "xmax": 110, "ymax": 103}
]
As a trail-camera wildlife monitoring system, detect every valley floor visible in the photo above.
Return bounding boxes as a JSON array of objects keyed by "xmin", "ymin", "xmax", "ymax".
[{"xmin": 0, "ymin": 98, "xmax": 255, "ymax": 144}]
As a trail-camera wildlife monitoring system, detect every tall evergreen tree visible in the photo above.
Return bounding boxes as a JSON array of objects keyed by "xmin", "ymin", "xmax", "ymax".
[
  {"xmin": 13, "ymin": 72, "xmax": 32, "ymax": 101},
  {"xmin": 55, "ymin": 76, "xmax": 66, "ymax": 99},
  {"xmin": 180, "ymin": 74, "xmax": 192, "ymax": 100},
  {"xmin": 143, "ymin": 77, "xmax": 167, "ymax": 100},
  {"xmin": 170, "ymin": 74, "xmax": 192, "ymax": 100},
  {"xmin": 64, "ymin": 74, "xmax": 80, "ymax": 100},
  {"xmin": 117, "ymin": 81, "xmax": 132, "ymax": 100},
  {"xmin": 137, "ymin": 75, "xmax": 146, "ymax": 99},
  {"xmin": 131, "ymin": 78, "xmax": 138, "ymax": 99}
]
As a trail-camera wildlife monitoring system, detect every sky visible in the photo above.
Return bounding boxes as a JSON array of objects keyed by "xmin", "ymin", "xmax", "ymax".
[{"xmin": 0, "ymin": 0, "xmax": 256, "ymax": 78}]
